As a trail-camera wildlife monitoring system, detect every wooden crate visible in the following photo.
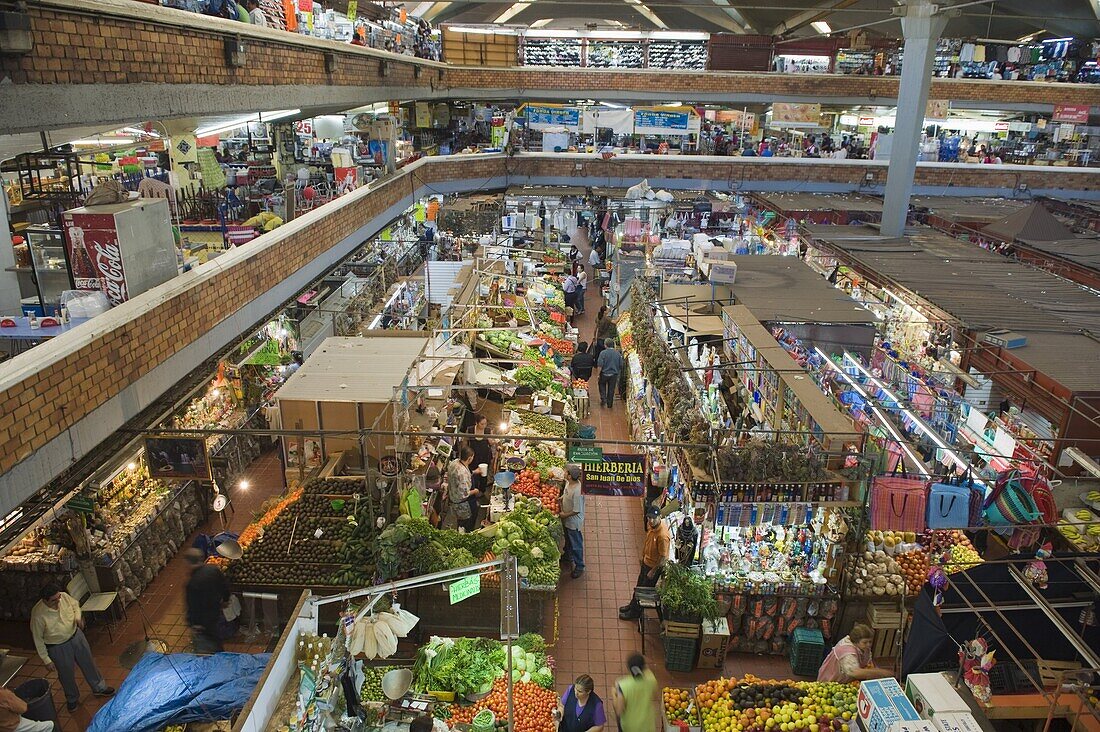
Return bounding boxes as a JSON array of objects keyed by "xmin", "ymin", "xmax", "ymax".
[
  {"xmin": 867, "ymin": 603, "xmax": 902, "ymax": 628},
  {"xmin": 663, "ymin": 620, "xmax": 701, "ymax": 639}
]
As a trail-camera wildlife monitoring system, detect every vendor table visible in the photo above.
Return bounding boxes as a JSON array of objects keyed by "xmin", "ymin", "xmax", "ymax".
[
  {"xmin": 0, "ymin": 654, "xmax": 28, "ymax": 687},
  {"xmin": 0, "ymin": 317, "xmax": 91, "ymax": 354}
]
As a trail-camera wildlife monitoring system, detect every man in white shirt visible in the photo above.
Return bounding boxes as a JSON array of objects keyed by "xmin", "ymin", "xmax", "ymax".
[
  {"xmin": 588, "ymin": 247, "xmax": 601, "ymax": 278},
  {"xmin": 245, "ymin": 0, "xmax": 267, "ymax": 26},
  {"xmin": 30, "ymin": 584, "xmax": 114, "ymax": 711},
  {"xmin": 833, "ymin": 144, "xmax": 849, "ymax": 160}
]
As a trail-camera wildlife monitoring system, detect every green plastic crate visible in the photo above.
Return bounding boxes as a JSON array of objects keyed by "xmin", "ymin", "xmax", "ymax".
[
  {"xmin": 789, "ymin": 627, "xmax": 825, "ymax": 677},
  {"xmin": 663, "ymin": 634, "xmax": 699, "ymax": 673}
]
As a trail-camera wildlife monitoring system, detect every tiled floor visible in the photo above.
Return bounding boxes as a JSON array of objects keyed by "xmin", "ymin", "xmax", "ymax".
[
  {"xmin": 546, "ymin": 229, "xmax": 794, "ymax": 725},
  {"xmin": 1, "ymin": 450, "xmax": 286, "ymax": 731}
]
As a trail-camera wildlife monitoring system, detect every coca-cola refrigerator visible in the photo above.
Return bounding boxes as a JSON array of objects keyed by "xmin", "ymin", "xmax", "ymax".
[{"xmin": 61, "ymin": 198, "xmax": 179, "ymax": 306}]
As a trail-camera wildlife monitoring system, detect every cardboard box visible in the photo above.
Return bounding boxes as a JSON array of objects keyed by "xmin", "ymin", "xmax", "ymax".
[
  {"xmin": 697, "ymin": 617, "xmax": 731, "ymax": 669},
  {"xmin": 932, "ymin": 713, "xmax": 984, "ymax": 732},
  {"xmin": 905, "ymin": 673, "xmax": 970, "ymax": 719},
  {"xmin": 858, "ymin": 679, "xmax": 921, "ymax": 732}
]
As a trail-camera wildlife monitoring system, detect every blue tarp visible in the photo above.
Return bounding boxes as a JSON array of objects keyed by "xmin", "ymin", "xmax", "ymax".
[{"xmin": 88, "ymin": 652, "xmax": 271, "ymax": 732}]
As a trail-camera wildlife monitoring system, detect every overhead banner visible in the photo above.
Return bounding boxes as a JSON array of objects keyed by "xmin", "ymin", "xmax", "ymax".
[
  {"xmin": 581, "ymin": 452, "xmax": 645, "ymax": 497},
  {"xmin": 1053, "ymin": 104, "xmax": 1090, "ymax": 123},
  {"xmin": 715, "ymin": 109, "xmax": 756, "ymax": 131},
  {"xmin": 581, "ymin": 107, "xmax": 635, "ymax": 135},
  {"xmin": 634, "ymin": 107, "xmax": 691, "ymax": 135},
  {"xmin": 525, "ymin": 104, "xmax": 580, "ymax": 131},
  {"xmin": 925, "ymin": 99, "xmax": 949, "ymax": 120},
  {"xmin": 772, "ymin": 102, "xmax": 822, "ymax": 125}
]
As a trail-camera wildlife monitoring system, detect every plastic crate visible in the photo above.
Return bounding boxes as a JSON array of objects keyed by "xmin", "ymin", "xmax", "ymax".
[
  {"xmin": 789, "ymin": 627, "xmax": 825, "ymax": 677},
  {"xmin": 663, "ymin": 634, "xmax": 699, "ymax": 673}
]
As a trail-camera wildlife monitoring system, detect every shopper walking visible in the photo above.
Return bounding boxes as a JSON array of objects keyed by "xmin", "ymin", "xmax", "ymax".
[
  {"xmin": 596, "ymin": 338, "xmax": 623, "ymax": 408},
  {"xmin": 563, "ymin": 273, "xmax": 580, "ymax": 319},
  {"xmin": 30, "ymin": 584, "xmax": 114, "ymax": 711},
  {"xmin": 613, "ymin": 654, "xmax": 659, "ymax": 732},
  {"xmin": 464, "ymin": 415, "xmax": 494, "ymax": 533},
  {"xmin": 570, "ymin": 342, "xmax": 595, "ymax": 384},
  {"xmin": 560, "ymin": 464, "xmax": 586, "ymax": 578},
  {"xmin": 555, "ymin": 674, "xmax": 605, "ymax": 732},
  {"xmin": 185, "ymin": 548, "xmax": 231, "ymax": 654},
  {"xmin": 576, "ymin": 270, "xmax": 588, "ymax": 315},
  {"xmin": 618, "ymin": 507, "xmax": 669, "ymax": 620},
  {"xmin": 445, "ymin": 445, "xmax": 477, "ymax": 531},
  {"xmin": 0, "ymin": 687, "xmax": 54, "ymax": 732}
]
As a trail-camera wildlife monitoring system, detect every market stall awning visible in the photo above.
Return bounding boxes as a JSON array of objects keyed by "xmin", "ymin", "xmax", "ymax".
[
  {"xmin": 982, "ymin": 202, "xmax": 1076, "ymax": 243},
  {"xmin": 275, "ymin": 336, "xmax": 429, "ymax": 403}
]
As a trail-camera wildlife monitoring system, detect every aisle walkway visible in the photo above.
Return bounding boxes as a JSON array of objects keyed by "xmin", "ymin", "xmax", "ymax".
[
  {"xmin": 3, "ymin": 451, "xmax": 285, "ymax": 731},
  {"xmin": 546, "ymin": 227, "xmax": 790, "ymax": 724}
]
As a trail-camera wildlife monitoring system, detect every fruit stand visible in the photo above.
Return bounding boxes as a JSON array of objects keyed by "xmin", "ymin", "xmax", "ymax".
[{"xmin": 664, "ymin": 676, "xmax": 860, "ymax": 732}]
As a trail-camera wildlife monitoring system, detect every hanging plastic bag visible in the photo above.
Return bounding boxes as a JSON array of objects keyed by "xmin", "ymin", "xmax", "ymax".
[{"xmin": 386, "ymin": 604, "xmax": 420, "ymax": 636}]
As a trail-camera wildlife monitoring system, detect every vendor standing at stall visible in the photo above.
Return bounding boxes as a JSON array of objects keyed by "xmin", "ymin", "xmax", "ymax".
[
  {"xmin": 556, "ymin": 674, "xmax": 605, "ymax": 732},
  {"xmin": 464, "ymin": 415, "xmax": 495, "ymax": 532},
  {"xmin": 817, "ymin": 623, "xmax": 893, "ymax": 682},
  {"xmin": 618, "ymin": 507, "xmax": 669, "ymax": 620},
  {"xmin": 445, "ymin": 445, "xmax": 477, "ymax": 531},
  {"xmin": 30, "ymin": 584, "xmax": 115, "ymax": 711},
  {"xmin": 561, "ymin": 464, "xmax": 586, "ymax": 578}
]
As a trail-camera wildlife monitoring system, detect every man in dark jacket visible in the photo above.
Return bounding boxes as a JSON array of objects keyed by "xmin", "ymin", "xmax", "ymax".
[
  {"xmin": 185, "ymin": 549, "xmax": 230, "ymax": 653},
  {"xmin": 570, "ymin": 342, "xmax": 595, "ymax": 383}
]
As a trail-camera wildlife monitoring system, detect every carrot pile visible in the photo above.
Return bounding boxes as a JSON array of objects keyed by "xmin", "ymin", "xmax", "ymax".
[
  {"xmin": 513, "ymin": 470, "xmax": 560, "ymax": 514},
  {"xmin": 449, "ymin": 678, "xmax": 558, "ymax": 732}
]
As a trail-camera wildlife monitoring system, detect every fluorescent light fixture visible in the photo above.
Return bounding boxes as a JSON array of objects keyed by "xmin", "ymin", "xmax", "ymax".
[
  {"xmin": 650, "ymin": 31, "xmax": 708, "ymax": 40},
  {"xmin": 663, "ymin": 101, "xmax": 683, "ymax": 107},
  {"xmin": 121, "ymin": 126, "xmax": 161, "ymax": 138},
  {"xmin": 1064, "ymin": 446, "xmax": 1100, "ymax": 479},
  {"xmin": 843, "ymin": 352, "xmax": 968, "ymax": 470},
  {"xmin": 493, "ymin": 2, "xmax": 530, "ymax": 23},
  {"xmin": 600, "ymin": 101, "xmax": 628, "ymax": 109},
  {"xmin": 810, "ymin": 21, "xmax": 832, "ymax": 34},
  {"xmin": 71, "ymin": 138, "xmax": 135, "ymax": 145},
  {"xmin": 816, "ymin": 348, "xmax": 928, "ymax": 475},
  {"xmin": 449, "ymin": 25, "xmax": 498, "ymax": 33},
  {"xmin": 590, "ymin": 30, "xmax": 644, "ymax": 39},
  {"xmin": 526, "ymin": 29, "xmax": 580, "ymax": 38},
  {"xmin": 195, "ymin": 109, "xmax": 300, "ymax": 137},
  {"xmin": 529, "ymin": 18, "xmax": 552, "ymax": 27}
]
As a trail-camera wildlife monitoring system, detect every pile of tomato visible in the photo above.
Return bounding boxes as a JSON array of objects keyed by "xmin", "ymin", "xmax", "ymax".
[
  {"xmin": 448, "ymin": 678, "xmax": 558, "ymax": 732},
  {"xmin": 512, "ymin": 469, "xmax": 560, "ymax": 514}
]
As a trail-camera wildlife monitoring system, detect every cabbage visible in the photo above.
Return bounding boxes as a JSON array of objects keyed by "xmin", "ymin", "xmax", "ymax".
[
  {"xmin": 511, "ymin": 669, "xmax": 522, "ymax": 681},
  {"xmin": 531, "ymin": 547, "xmax": 544, "ymax": 559},
  {"xmin": 515, "ymin": 656, "xmax": 527, "ymax": 672},
  {"xmin": 518, "ymin": 565, "xmax": 529, "ymax": 577},
  {"xmin": 520, "ymin": 672, "xmax": 531, "ymax": 684}
]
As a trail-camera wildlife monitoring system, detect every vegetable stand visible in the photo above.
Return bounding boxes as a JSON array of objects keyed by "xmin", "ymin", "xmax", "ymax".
[{"xmin": 234, "ymin": 557, "xmax": 534, "ymax": 732}]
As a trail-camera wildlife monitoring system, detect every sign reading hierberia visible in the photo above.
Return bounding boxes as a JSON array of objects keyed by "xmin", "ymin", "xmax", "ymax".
[{"xmin": 581, "ymin": 452, "xmax": 645, "ymax": 497}]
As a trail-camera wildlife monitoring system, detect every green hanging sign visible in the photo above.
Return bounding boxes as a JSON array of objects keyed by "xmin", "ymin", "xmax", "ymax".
[{"xmin": 448, "ymin": 574, "xmax": 481, "ymax": 605}]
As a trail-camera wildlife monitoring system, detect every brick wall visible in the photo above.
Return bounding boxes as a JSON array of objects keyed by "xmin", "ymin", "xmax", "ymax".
[
  {"xmin": 0, "ymin": 154, "xmax": 1094, "ymax": 482},
  {"xmin": 3, "ymin": 0, "xmax": 1097, "ymax": 110}
]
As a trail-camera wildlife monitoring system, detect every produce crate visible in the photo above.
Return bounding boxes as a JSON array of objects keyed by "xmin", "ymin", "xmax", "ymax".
[
  {"xmin": 867, "ymin": 603, "xmax": 902, "ymax": 628},
  {"xmin": 788, "ymin": 627, "xmax": 825, "ymax": 677},
  {"xmin": 662, "ymin": 620, "xmax": 701, "ymax": 639},
  {"xmin": 870, "ymin": 627, "xmax": 899, "ymax": 660},
  {"xmin": 663, "ymin": 634, "xmax": 699, "ymax": 673}
]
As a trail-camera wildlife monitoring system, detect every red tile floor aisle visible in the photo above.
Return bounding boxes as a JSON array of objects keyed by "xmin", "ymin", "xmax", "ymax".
[
  {"xmin": 0, "ymin": 450, "xmax": 287, "ymax": 731},
  {"xmin": 545, "ymin": 228, "xmax": 792, "ymax": 728}
]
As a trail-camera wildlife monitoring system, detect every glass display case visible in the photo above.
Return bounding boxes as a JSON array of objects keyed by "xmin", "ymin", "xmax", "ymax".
[{"xmin": 25, "ymin": 225, "xmax": 74, "ymax": 315}]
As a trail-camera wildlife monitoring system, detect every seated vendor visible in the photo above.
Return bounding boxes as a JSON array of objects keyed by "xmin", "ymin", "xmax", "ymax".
[{"xmin": 817, "ymin": 623, "xmax": 893, "ymax": 683}]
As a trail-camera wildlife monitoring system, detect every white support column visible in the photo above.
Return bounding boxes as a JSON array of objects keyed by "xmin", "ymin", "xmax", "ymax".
[
  {"xmin": 880, "ymin": 0, "xmax": 948, "ymax": 237},
  {"xmin": 0, "ymin": 191, "xmax": 23, "ymax": 314}
]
